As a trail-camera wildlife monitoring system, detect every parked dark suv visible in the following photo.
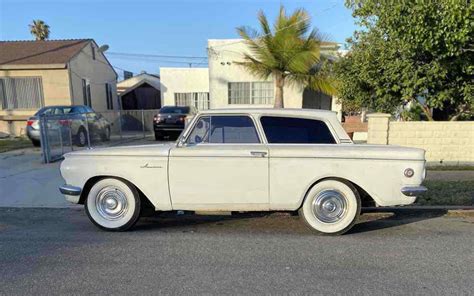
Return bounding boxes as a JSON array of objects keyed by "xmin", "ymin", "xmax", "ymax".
[
  {"xmin": 153, "ymin": 106, "xmax": 197, "ymax": 140},
  {"xmin": 26, "ymin": 105, "xmax": 111, "ymax": 147}
]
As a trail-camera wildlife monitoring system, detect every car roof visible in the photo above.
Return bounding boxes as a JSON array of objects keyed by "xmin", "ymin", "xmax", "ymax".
[
  {"xmin": 41, "ymin": 105, "xmax": 87, "ymax": 109},
  {"xmin": 199, "ymin": 108, "xmax": 337, "ymax": 119}
]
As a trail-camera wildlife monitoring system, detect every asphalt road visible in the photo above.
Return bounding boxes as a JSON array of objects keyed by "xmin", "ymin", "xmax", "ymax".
[{"xmin": 0, "ymin": 208, "xmax": 473, "ymax": 295}]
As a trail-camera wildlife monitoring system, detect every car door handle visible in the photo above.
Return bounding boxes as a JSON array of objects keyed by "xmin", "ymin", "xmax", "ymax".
[{"xmin": 250, "ymin": 151, "xmax": 267, "ymax": 157}]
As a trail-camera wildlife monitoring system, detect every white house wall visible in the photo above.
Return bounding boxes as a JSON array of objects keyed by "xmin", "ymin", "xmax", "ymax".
[
  {"xmin": 160, "ymin": 68, "xmax": 209, "ymax": 107},
  {"xmin": 208, "ymin": 39, "xmax": 304, "ymax": 109}
]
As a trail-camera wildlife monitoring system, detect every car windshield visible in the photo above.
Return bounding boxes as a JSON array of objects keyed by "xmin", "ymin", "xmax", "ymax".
[{"xmin": 159, "ymin": 107, "xmax": 190, "ymax": 114}]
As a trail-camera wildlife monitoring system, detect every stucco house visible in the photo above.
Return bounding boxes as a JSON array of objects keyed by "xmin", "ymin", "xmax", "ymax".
[
  {"xmin": 117, "ymin": 72, "xmax": 161, "ymax": 110},
  {"xmin": 160, "ymin": 39, "xmax": 342, "ymax": 120},
  {"xmin": 0, "ymin": 39, "xmax": 118, "ymax": 136}
]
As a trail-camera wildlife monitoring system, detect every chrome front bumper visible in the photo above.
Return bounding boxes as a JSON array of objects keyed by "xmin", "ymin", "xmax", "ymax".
[
  {"xmin": 401, "ymin": 186, "xmax": 427, "ymax": 197},
  {"xmin": 59, "ymin": 184, "xmax": 82, "ymax": 196}
]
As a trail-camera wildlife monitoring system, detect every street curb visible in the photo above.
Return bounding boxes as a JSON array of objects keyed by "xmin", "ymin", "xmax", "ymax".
[{"xmin": 363, "ymin": 206, "xmax": 474, "ymax": 211}]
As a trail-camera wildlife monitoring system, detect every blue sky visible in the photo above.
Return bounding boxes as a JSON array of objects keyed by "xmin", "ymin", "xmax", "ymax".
[{"xmin": 0, "ymin": 0, "xmax": 357, "ymax": 78}]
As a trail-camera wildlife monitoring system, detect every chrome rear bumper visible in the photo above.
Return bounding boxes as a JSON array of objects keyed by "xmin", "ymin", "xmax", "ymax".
[
  {"xmin": 59, "ymin": 184, "xmax": 82, "ymax": 196},
  {"xmin": 401, "ymin": 186, "xmax": 427, "ymax": 197}
]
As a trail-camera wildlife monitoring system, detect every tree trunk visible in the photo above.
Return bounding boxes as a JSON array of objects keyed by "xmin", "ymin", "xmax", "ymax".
[
  {"xmin": 421, "ymin": 105, "xmax": 434, "ymax": 121},
  {"xmin": 274, "ymin": 74, "xmax": 284, "ymax": 108}
]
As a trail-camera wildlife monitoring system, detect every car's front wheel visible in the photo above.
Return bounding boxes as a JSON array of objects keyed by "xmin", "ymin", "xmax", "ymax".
[
  {"xmin": 299, "ymin": 179, "xmax": 360, "ymax": 235},
  {"xmin": 85, "ymin": 178, "xmax": 141, "ymax": 231}
]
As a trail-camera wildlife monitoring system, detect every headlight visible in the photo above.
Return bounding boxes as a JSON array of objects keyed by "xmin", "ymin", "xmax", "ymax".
[{"xmin": 404, "ymin": 168, "xmax": 415, "ymax": 178}]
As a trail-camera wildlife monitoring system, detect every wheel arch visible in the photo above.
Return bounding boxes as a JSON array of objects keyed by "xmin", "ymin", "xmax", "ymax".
[
  {"xmin": 78, "ymin": 175, "xmax": 155, "ymax": 209},
  {"xmin": 297, "ymin": 176, "xmax": 376, "ymax": 210}
]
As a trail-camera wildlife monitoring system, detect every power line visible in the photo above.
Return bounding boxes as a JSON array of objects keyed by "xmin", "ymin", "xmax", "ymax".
[
  {"xmin": 106, "ymin": 55, "xmax": 208, "ymax": 65},
  {"xmin": 106, "ymin": 52, "xmax": 208, "ymax": 60}
]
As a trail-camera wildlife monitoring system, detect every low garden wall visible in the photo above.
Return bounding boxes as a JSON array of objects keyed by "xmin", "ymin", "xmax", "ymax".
[{"xmin": 367, "ymin": 113, "xmax": 474, "ymax": 166}]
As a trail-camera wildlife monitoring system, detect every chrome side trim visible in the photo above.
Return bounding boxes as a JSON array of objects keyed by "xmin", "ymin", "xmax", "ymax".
[
  {"xmin": 59, "ymin": 184, "xmax": 82, "ymax": 196},
  {"xmin": 401, "ymin": 186, "xmax": 427, "ymax": 196}
]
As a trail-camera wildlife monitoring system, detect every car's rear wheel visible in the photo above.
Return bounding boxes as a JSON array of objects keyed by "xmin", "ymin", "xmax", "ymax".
[
  {"xmin": 76, "ymin": 127, "xmax": 88, "ymax": 147},
  {"xmin": 299, "ymin": 179, "xmax": 360, "ymax": 235},
  {"xmin": 85, "ymin": 178, "xmax": 141, "ymax": 231}
]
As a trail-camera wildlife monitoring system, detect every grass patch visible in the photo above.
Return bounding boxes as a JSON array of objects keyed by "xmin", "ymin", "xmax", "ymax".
[
  {"xmin": 0, "ymin": 138, "xmax": 32, "ymax": 153},
  {"xmin": 416, "ymin": 180, "xmax": 474, "ymax": 206}
]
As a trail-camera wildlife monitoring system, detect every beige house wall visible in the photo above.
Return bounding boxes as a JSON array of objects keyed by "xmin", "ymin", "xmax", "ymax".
[
  {"xmin": 0, "ymin": 68, "xmax": 71, "ymax": 136},
  {"xmin": 68, "ymin": 43, "xmax": 118, "ymax": 112},
  {"xmin": 0, "ymin": 68, "xmax": 71, "ymax": 116},
  {"xmin": 160, "ymin": 68, "xmax": 209, "ymax": 106},
  {"xmin": 0, "ymin": 41, "xmax": 118, "ymax": 136},
  {"xmin": 367, "ymin": 113, "xmax": 474, "ymax": 165}
]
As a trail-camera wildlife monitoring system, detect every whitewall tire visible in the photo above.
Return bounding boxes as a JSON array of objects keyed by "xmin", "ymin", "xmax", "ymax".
[
  {"xmin": 85, "ymin": 178, "xmax": 141, "ymax": 231},
  {"xmin": 299, "ymin": 179, "xmax": 360, "ymax": 235}
]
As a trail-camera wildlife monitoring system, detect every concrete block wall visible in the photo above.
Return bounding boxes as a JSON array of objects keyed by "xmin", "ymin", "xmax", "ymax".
[
  {"xmin": 367, "ymin": 113, "xmax": 474, "ymax": 165},
  {"xmin": 366, "ymin": 114, "xmax": 390, "ymax": 144}
]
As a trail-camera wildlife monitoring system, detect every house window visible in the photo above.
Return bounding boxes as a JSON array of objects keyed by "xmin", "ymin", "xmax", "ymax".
[
  {"xmin": 105, "ymin": 83, "xmax": 113, "ymax": 110},
  {"xmin": 174, "ymin": 92, "xmax": 210, "ymax": 110},
  {"xmin": 91, "ymin": 44, "xmax": 96, "ymax": 60},
  {"xmin": 228, "ymin": 81, "xmax": 273, "ymax": 105},
  {"xmin": 0, "ymin": 77, "xmax": 44, "ymax": 110},
  {"xmin": 82, "ymin": 79, "xmax": 92, "ymax": 107}
]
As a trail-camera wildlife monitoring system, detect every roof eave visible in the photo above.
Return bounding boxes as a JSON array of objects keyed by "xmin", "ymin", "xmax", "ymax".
[{"xmin": 0, "ymin": 63, "xmax": 67, "ymax": 70}]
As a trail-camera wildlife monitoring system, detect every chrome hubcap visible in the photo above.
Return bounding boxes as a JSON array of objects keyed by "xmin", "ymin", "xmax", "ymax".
[
  {"xmin": 312, "ymin": 190, "xmax": 347, "ymax": 223},
  {"xmin": 95, "ymin": 186, "xmax": 128, "ymax": 220}
]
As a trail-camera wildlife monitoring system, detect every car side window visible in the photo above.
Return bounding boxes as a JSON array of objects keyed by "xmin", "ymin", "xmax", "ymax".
[
  {"xmin": 260, "ymin": 116, "xmax": 336, "ymax": 144},
  {"xmin": 186, "ymin": 116, "xmax": 210, "ymax": 144},
  {"xmin": 208, "ymin": 116, "xmax": 260, "ymax": 144}
]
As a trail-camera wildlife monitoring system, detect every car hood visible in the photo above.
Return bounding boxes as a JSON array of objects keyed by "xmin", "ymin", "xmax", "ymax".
[{"xmin": 64, "ymin": 143, "xmax": 174, "ymax": 158}]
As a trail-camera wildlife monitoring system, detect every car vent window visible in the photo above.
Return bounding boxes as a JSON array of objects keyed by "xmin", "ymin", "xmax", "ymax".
[
  {"xmin": 260, "ymin": 116, "xmax": 336, "ymax": 144},
  {"xmin": 187, "ymin": 116, "xmax": 210, "ymax": 144},
  {"xmin": 208, "ymin": 116, "xmax": 260, "ymax": 144}
]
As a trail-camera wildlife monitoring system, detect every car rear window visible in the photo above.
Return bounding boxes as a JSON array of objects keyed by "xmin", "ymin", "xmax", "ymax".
[
  {"xmin": 260, "ymin": 116, "xmax": 336, "ymax": 144},
  {"xmin": 160, "ymin": 106, "xmax": 190, "ymax": 114}
]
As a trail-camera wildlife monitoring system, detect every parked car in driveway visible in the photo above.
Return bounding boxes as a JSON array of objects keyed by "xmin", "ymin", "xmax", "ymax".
[
  {"xmin": 153, "ymin": 106, "xmax": 197, "ymax": 140},
  {"xmin": 59, "ymin": 108, "xmax": 427, "ymax": 234},
  {"xmin": 27, "ymin": 105, "xmax": 111, "ymax": 147}
]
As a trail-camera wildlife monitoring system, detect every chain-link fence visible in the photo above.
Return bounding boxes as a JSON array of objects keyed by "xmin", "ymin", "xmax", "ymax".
[{"xmin": 40, "ymin": 109, "xmax": 161, "ymax": 163}]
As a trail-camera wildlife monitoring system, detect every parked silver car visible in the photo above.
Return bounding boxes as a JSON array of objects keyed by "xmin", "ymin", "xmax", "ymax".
[{"xmin": 26, "ymin": 105, "xmax": 111, "ymax": 147}]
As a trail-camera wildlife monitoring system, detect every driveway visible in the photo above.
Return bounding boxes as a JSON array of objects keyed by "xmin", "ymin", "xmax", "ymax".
[
  {"xmin": 0, "ymin": 208, "xmax": 472, "ymax": 295},
  {"xmin": 0, "ymin": 137, "xmax": 171, "ymax": 208},
  {"xmin": 0, "ymin": 148, "xmax": 69, "ymax": 208}
]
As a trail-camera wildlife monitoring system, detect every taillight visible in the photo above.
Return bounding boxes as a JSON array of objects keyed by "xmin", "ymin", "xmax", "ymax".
[
  {"xmin": 59, "ymin": 119, "xmax": 71, "ymax": 126},
  {"xmin": 27, "ymin": 120, "xmax": 35, "ymax": 126}
]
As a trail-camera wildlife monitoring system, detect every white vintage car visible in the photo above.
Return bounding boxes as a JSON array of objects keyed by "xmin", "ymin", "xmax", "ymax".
[{"xmin": 59, "ymin": 108, "xmax": 427, "ymax": 235}]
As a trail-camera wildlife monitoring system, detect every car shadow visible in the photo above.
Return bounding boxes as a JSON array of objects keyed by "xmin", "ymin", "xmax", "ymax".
[
  {"xmin": 132, "ymin": 209, "xmax": 449, "ymax": 235},
  {"xmin": 349, "ymin": 208, "xmax": 448, "ymax": 234}
]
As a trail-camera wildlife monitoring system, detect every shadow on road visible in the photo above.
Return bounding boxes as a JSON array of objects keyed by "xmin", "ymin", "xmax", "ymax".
[
  {"xmin": 132, "ymin": 209, "xmax": 450, "ymax": 235},
  {"xmin": 350, "ymin": 208, "xmax": 448, "ymax": 234}
]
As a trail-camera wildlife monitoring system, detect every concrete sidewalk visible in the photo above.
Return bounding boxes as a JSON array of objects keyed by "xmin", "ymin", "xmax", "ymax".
[{"xmin": 0, "ymin": 148, "xmax": 71, "ymax": 208}]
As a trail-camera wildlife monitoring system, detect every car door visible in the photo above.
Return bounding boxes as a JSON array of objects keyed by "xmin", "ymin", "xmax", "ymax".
[{"xmin": 168, "ymin": 115, "xmax": 269, "ymax": 211}]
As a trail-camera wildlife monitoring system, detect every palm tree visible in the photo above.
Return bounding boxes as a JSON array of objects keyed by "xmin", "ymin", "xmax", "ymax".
[
  {"xmin": 237, "ymin": 6, "xmax": 335, "ymax": 108},
  {"xmin": 29, "ymin": 20, "xmax": 50, "ymax": 41}
]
